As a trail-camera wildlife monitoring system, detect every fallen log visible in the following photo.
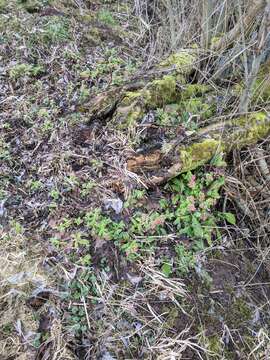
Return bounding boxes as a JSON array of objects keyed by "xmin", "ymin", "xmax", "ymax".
[
  {"xmin": 127, "ymin": 112, "xmax": 270, "ymax": 186},
  {"xmin": 79, "ymin": 50, "xmax": 201, "ymax": 123},
  {"xmin": 78, "ymin": 47, "xmax": 270, "ymax": 187}
]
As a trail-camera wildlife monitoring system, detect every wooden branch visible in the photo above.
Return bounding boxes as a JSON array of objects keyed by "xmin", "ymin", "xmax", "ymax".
[
  {"xmin": 127, "ymin": 112, "xmax": 270, "ymax": 186},
  {"xmin": 211, "ymin": 0, "xmax": 266, "ymax": 52}
]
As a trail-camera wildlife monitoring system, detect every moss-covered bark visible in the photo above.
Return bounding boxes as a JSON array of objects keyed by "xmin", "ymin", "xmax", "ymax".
[
  {"xmin": 79, "ymin": 50, "xmax": 199, "ymax": 124},
  {"xmin": 127, "ymin": 112, "xmax": 270, "ymax": 185},
  {"xmin": 111, "ymin": 51, "xmax": 200, "ymax": 129},
  {"xmin": 77, "ymin": 49, "xmax": 270, "ymax": 186}
]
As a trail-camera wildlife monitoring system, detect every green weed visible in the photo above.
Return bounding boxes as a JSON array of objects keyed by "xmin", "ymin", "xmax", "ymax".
[
  {"xmin": 67, "ymin": 270, "xmax": 98, "ymax": 334},
  {"xmin": 10, "ymin": 220, "xmax": 24, "ymax": 235},
  {"xmin": 0, "ymin": 139, "xmax": 11, "ymax": 162},
  {"xmin": 56, "ymin": 217, "xmax": 73, "ymax": 232},
  {"xmin": 175, "ymin": 244, "xmax": 196, "ymax": 275},
  {"xmin": 80, "ymin": 180, "xmax": 96, "ymax": 197},
  {"xmin": 9, "ymin": 63, "xmax": 44, "ymax": 79},
  {"xmin": 80, "ymin": 166, "xmax": 234, "ymax": 271},
  {"xmin": 27, "ymin": 179, "xmax": 43, "ymax": 193},
  {"xmin": 42, "ymin": 17, "xmax": 70, "ymax": 43},
  {"xmin": 98, "ymin": 9, "xmax": 117, "ymax": 26},
  {"xmin": 72, "ymin": 232, "xmax": 90, "ymax": 248},
  {"xmin": 50, "ymin": 188, "xmax": 60, "ymax": 201},
  {"xmin": 165, "ymin": 171, "xmax": 225, "ymax": 244}
]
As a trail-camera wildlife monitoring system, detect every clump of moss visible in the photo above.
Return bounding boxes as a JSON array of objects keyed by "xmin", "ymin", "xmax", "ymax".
[
  {"xmin": 210, "ymin": 36, "xmax": 222, "ymax": 48},
  {"xmin": 0, "ymin": 0, "xmax": 7, "ymax": 12},
  {"xmin": 181, "ymin": 98, "xmax": 214, "ymax": 119},
  {"xmin": 207, "ymin": 335, "xmax": 223, "ymax": 356},
  {"xmin": 159, "ymin": 51, "xmax": 196, "ymax": 74},
  {"xmin": 226, "ymin": 297, "xmax": 252, "ymax": 327},
  {"xmin": 181, "ymin": 84, "xmax": 210, "ymax": 100},
  {"xmin": 84, "ymin": 27, "xmax": 101, "ymax": 46},
  {"xmin": 9, "ymin": 63, "xmax": 44, "ymax": 79},
  {"xmin": 179, "ymin": 139, "xmax": 222, "ymax": 172},
  {"xmin": 230, "ymin": 112, "xmax": 270, "ymax": 148},
  {"xmin": 97, "ymin": 9, "xmax": 117, "ymax": 26},
  {"xmin": 113, "ymin": 75, "xmax": 182, "ymax": 129},
  {"xmin": 148, "ymin": 75, "xmax": 179, "ymax": 106},
  {"xmin": 163, "ymin": 306, "xmax": 181, "ymax": 329}
]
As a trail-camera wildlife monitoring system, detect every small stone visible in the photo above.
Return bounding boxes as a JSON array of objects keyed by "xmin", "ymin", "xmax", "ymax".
[{"xmin": 104, "ymin": 198, "xmax": 123, "ymax": 214}]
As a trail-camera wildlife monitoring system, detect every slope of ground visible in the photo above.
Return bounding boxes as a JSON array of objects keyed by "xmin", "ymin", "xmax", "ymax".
[{"xmin": 0, "ymin": 1, "xmax": 269, "ymax": 359}]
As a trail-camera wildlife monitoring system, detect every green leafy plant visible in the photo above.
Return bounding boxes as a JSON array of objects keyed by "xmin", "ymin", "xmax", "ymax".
[
  {"xmin": 80, "ymin": 181, "xmax": 96, "ymax": 197},
  {"xmin": 161, "ymin": 261, "xmax": 173, "ymax": 277},
  {"xmin": 27, "ymin": 179, "xmax": 43, "ymax": 193},
  {"xmin": 90, "ymin": 159, "xmax": 104, "ymax": 172},
  {"xmin": 84, "ymin": 209, "xmax": 126, "ymax": 241},
  {"xmin": 42, "ymin": 16, "xmax": 70, "ymax": 43},
  {"xmin": 98, "ymin": 10, "xmax": 117, "ymax": 26},
  {"xmin": 166, "ymin": 170, "xmax": 225, "ymax": 245},
  {"xmin": 10, "ymin": 220, "xmax": 24, "ymax": 235},
  {"xmin": 175, "ymin": 244, "xmax": 196, "ymax": 275},
  {"xmin": 56, "ymin": 217, "xmax": 73, "ymax": 232},
  {"xmin": 0, "ymin": 139, "xmax": 11, "ymax": 162},
  {"xmin": 220, "ymin": 212, "xmax": 236, "ymax": 224},
  {"xmin": 9, "ymin": 63, "xmax": 44, "ymax": 79},
  {"xmin": 50, "ymin": 188, "xmax": 60, "ymax": 201},
  {"xmin": 67, "ymin": 270, "xmax": 98, "ymax": 334},
  {"xmin": 72, "ymin": 232, "xmax": 90, "ymax": 248},
  {"xmin": 124, "ymin": 189, "xmax": 146, "ymax": 208}
]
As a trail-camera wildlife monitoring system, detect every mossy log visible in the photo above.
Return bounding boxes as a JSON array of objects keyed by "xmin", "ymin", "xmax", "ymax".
[
  {"xmin": 127, "ymin": 112, "xmax": 270, "ymax": 186},
  {"xmin": 80, "ymin": 49, "xmax": 270, "ymax": 126},
  {"xmin": 78, "ymin": 50, "xmax": 270, "ymax": 186},
  {"xmin": 79, "ymin": 50, "xmax": 201, "ymax": 123}
]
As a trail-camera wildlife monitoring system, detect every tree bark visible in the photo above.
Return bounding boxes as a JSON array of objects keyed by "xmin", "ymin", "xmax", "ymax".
[
  {"xmin": 211, "ymin": 0, "xmax": 266, "ymax": 52},
  {"xmin": 127, "ymin": 112, "xmax": 270, "ymax": 186},
  {"xmin": 78, "ymin": 47, "xmax": 270, "ymax": 186}
]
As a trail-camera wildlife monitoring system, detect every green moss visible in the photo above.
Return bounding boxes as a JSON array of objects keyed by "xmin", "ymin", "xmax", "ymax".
[
  {"xmin": 233, "ymin": 65, "xmax": 270, "ymax": 102},
  {"xmin": 97, "ymin": 9, "xmax": 117, "ymax": 26},
  {"xmin": 207, "ymin": 335, "xmax": 222, "ymax": 355},
  {"xmin": 80, "ymin": 13, "xmax": 94, "ymax": 23},
  {"xmin": 0, "ymin": 0, "xmax": 7, "ymax": 12},
  {"xmin": 181, "ymin": 98, "xmax": 214, "ymax": 119},
  {"xmin": 226, "ymin": 297, "xmax": 252, "ymax": 326},
  {"xmin": 84, "ymin": 27, "xmax": 101, "ymax": 46},
  {"xmin": 120, "ymin": 91, "xmax": 144, "ymax": 106},
  {"xmin": 123, "ymin": 110, "xmax": 143, "ymax": 128},
  {"xmin": 148, "ymin": 75, "xmax": 178, "ymax": 106},
  {"xmin": 179, "ymin": 139, "xmax": 222, "ymax": 172},
  {"xmin": 230, "ymin": 112, "xmax": 270, "ymax": 148},
  {"xmin": 210, "ymin": 36, "xmax": 222, "ymax": 47},
  {"xmin": 163, "ymin": 306, "xmax": 181, "ymax": 329},
  {"xmin": 9, "ymin": 63, "xmax": 44, "ymax": 79},
  {"xmin": 181, "ymin": 84, "xmax": 210, "ymax": 100},
  {"xmin": 112, "ymin": 91, "xmax": 145, "ymax": 129},
  {"xmin": 113, "ymin": 75, "xmax": 181, "ymax": 128},
  {"xmin": 113, "ymin": 105, "xmax": 144, "ymax": 129},
  {"xmin": 160, "ymin": 51, "xmax": 196, "ymax": 74}
]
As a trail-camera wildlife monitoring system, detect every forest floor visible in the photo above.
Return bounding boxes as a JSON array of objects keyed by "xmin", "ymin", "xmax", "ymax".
[{"xmin": 0, "ymin": 1, "xmax": 270, "ymax": 359}]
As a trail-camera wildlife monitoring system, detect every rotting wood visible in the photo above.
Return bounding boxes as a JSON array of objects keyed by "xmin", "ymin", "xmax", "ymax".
[{"xmin": 127, "ymin": 112, "xmax": 270, "ymax": 186}]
